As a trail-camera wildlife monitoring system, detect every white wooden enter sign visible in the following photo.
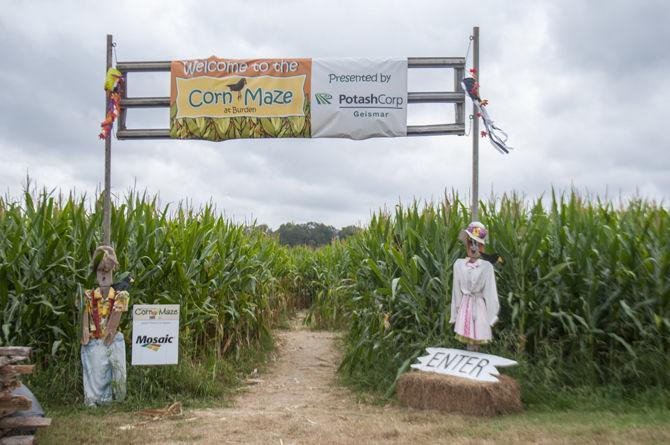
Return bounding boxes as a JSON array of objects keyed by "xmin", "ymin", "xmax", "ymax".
[{"xmin": 411, "ymin": 348, "xmax": 517, "ymax": 383}]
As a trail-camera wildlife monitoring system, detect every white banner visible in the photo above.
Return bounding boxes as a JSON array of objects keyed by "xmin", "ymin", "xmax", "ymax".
[
  {"xmin": 131, "ymin": 304, "xmax": 180, "ymax": 366},
  {"xmin": 411, "ymin": 348, "xmax": 518, "ymax": 383},
  {"xmin": 311, "ymin": 58, "xmax": 407, "ymax": 139}
]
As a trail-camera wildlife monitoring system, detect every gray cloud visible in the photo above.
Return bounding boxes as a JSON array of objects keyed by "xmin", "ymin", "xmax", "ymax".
[
  {"xmin": 0, "ymin": 0, "xmax": 668, "ymax": 228},
  {"xmin": 547, "ymin": 0, "xmax": 670, "ymax": 75}
]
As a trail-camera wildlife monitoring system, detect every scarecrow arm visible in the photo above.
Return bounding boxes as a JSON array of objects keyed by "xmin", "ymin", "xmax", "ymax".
[
  {"xmin": 484, "ymin": 266, "xmax": 500, "ymax": 326},
  {"xmin": 103, "ymin": 289, "xmax": 129, "ymax": 345},
  {"xmin": 450, "ymin": 262, "xmax": 462, "ymax": 323},
  {"xmin": 81, "ymin": 310, "xmax": 90, "ymax": 345},
  {"xmin": 104, "ymin": 310, "xmax": 122, "ymax": 346}
]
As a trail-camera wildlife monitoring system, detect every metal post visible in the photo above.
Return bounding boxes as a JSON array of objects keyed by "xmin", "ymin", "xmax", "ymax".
[
  {"xmin": 103, "ymin": 34, "xmax": 113, "ymax": 246},
  {"xmin": 471, "ymin": 26, "xmax": 480, "ymax": 221},
  {"xmin": 454, "ymin": 67, "xmax": 464, "ymax": 125},
  {"xmin": 119, "ymin": 71, "xmax": 128, "ymax": 131}
]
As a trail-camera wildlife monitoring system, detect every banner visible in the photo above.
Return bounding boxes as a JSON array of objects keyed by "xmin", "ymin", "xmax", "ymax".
[
  {"xmin": 131, "ymin": 304, "xmax": 180, "ymax": 366},
  {"xmin": 170, "ymin": 57, "xmax": 407, "ymax": 141},
  {"xmin": 311, "ymin": 58, "xmax": 407, "ymax": 139}
]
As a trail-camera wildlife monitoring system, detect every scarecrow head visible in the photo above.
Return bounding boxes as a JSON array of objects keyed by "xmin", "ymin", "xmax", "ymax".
[
  {"xmin": 91, "ymin": 245, "xmax": 119, "ymax": 287},
  {"xmin": 459, "ymin": 222, "xmax": 488, "ymax": 259}
]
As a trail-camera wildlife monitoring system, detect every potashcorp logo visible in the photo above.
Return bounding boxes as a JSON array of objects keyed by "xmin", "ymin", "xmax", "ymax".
[
  {"xmin": 314, "ymin": 93, "xmax": 332, "ymax": 105},
  {"xmin": 136, "ymin": 334, "xmax": 174, "ymax": 352},
  {"xmin": 338, "ymin": 93, "xmax": 404, "ymax": 108}
]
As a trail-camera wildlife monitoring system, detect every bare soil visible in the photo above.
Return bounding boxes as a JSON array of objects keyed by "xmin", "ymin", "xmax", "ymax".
[
  {"xmin": 139, "ymin": 313, "xmax": 484, "ymax": 444},
  {"xmin": 179, "ymin": 315, "xmax": 427, "ymax": 445}
]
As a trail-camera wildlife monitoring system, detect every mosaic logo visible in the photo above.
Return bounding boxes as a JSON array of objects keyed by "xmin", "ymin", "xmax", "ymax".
[
  {"xmin": 136, "ymin": 334, "xmax": 174, "ymax": 352},
  {"xmin": 314, "ymin": 93, "xmax": 332, "ymax": 105}
]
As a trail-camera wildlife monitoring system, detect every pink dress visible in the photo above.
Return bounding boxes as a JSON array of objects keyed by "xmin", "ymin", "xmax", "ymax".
[{"xmin": 450, "ymin": 258, "xmax": 499, "ymax": 344}]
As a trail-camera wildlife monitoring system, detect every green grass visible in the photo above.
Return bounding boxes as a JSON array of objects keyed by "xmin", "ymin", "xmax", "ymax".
[
  {"xmin": 453, "ymin": 408, "xmax": 670, "ymax": 444},
  {"xmin": 27, "ymin": 328, "xmax": 275, "ymax": 410},
  {"xmin": 36, "ymin": 393, "xmax": 670, "ymax": 445}
]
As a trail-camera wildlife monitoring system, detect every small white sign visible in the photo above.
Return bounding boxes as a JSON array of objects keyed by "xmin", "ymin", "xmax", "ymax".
[
  {"xmin": 411, "ymin": 348, "xmax": 517, "ymax": 383},
  {"xmin": 131, "ymin": 304, "xmax": 180, "ymax": 366}
]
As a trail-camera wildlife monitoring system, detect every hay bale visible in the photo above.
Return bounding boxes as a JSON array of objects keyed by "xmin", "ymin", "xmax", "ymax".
[{"xmin": 396, "ymin": 371, "xmax": 521, "ymax": 416}]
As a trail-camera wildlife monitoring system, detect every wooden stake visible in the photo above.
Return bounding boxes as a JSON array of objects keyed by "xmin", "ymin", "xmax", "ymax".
[
  {"xmin": 0, "ymin": 366, "xmax": 34, "ymax": 377},
  {"xmin": 0, "ymin": 417, "xmax": 51, "ymax": 429},
  {"xmin": 0, "ymin": 349, "xmax": 30, "ymax": 358},
  {"xmin": 0, "ymin": 396, "xmax": 31, "ymax": 412},
  {"xmin": 0, "ymin": 435, "xmax": 36, "ymax": 445},
  {"xmin": 0, "ymin": 357, "xmax": 27, "ymax": 368}
]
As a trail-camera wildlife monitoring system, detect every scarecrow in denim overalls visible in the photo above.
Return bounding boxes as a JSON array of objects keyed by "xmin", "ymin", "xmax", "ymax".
[{"xmin": 80, "ymin": 246, "xmax": 130, "ymax": 406}]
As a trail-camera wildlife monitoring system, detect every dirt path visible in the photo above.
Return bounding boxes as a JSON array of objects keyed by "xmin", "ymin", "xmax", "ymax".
[{"xmin": 159, "ymin": 313, "xmax": 461, "ymax": 444}]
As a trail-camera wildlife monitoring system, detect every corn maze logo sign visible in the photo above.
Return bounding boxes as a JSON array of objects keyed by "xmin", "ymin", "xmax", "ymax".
[
  {"xmin": 131, "ymin": 304, "xmax": 180, "ymax": 366},
  {"xmin": 170, "ymin": 57, "xmax": 407, "ymax": 141}
]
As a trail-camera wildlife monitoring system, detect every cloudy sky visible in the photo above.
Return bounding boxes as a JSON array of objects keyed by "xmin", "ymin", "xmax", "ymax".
[{"xmin": 1, "ymin": 0, "xmax": 668, "ymax": 228}]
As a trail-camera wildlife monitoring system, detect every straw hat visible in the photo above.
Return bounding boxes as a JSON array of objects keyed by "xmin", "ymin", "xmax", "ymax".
[
  {"xmin": 91, "ymin": 245, "xmax": 119, "ymax": 273},
  {"xmin": 461, "ymin": 221, "xmax": 488, "ymax": 245}
]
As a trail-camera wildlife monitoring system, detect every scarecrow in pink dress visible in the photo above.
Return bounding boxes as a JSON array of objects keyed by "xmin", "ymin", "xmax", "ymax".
[{"xmin": 450, "ymin": 222, "xmax": 500, "ymax": 351}]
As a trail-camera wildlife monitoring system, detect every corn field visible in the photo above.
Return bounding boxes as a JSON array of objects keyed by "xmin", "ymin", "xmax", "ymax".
[
  {"xmin": 0, "ymin": 190, "xmax": 298, "ymax": 393},
  {"xmin": 300, "ymin": 193, "xmax": 670, "ymax": 393},
  {"xmin": 2, "ymin": 189, "xmax": 669, "ymax": 403}
]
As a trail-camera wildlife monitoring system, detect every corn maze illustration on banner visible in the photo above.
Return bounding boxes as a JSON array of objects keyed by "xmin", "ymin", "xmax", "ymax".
[
  {"xmin": 131, "ymin": 304, "xmax": 180, "ymax": 366},
  {"xmin": 170, "ymin": 57, "xmax": 407, "ymax": 141}
]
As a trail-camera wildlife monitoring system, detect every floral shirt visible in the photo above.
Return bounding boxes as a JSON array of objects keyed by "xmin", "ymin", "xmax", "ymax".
[{"xmin": 84, "ymin": 287, "xmax": 130, "ymax": 339}]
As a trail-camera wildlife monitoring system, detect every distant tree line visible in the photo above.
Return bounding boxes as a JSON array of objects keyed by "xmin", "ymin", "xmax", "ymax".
[{"xmin": 253, "ymin": 222, "xmax": 362, "ymax": 247}]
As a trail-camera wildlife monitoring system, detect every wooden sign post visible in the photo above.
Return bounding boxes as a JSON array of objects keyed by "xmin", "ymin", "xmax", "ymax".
[{"xmin": 103, "ymin": 34, "xmax": 113, "ymax": 247}]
